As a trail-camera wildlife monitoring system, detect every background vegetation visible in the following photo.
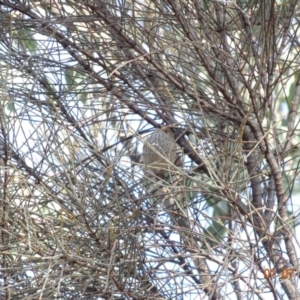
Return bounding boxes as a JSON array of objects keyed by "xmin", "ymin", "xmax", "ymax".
[{"xmin": 0, "ymin": 0, "xmax": 299, "ymax": 299}]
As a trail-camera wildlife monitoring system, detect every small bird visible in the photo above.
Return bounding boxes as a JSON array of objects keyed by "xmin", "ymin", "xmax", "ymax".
[
  {"xmin": 143, "ymin": 128, "xmax": 212, "ymax": 290},
  {"xmin": 143, "ymin": 128, "xmax": 182, "ymax": 178},
  {"xmin": 143, "ymin": 127, "xmax": 189, "ymax": 228}
]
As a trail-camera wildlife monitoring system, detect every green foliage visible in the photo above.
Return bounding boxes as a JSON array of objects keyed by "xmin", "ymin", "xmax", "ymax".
[
  {"xmin": 14, "ymin": 28, "xmax": 37, "ymax": 52},
  {"xmin": 6, "ymin": 100, "xmax": 15, "ymax": 113},
  {"xmin": 64, "ymin": 66, "xmax": 88, "ymax": 104}
]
